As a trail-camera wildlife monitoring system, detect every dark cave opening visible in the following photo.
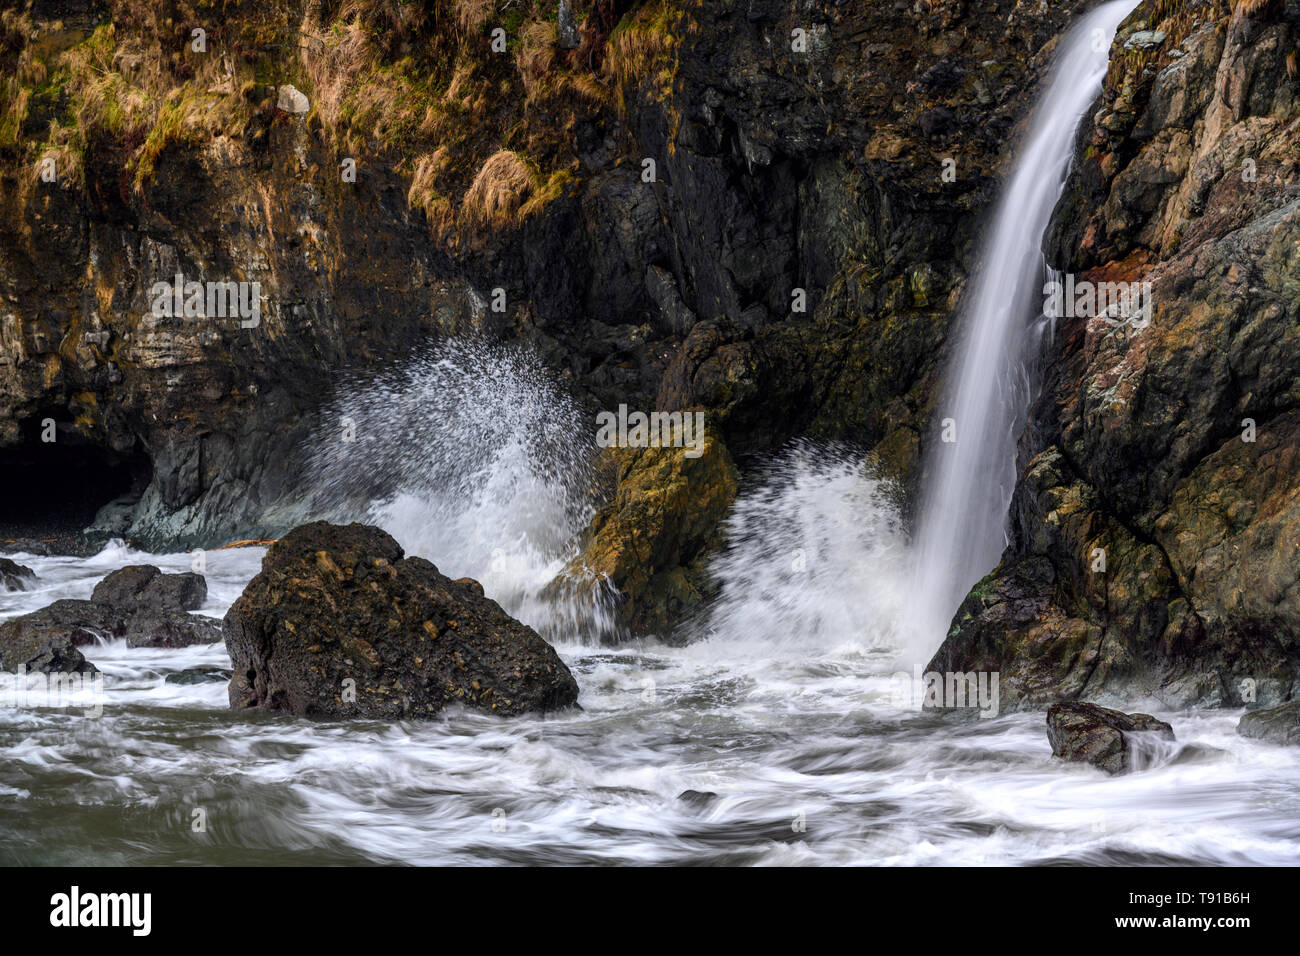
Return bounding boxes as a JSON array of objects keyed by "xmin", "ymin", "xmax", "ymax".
[{"xmin": 0, "ymin": 415, "xmax": 151, "ymax": 542}]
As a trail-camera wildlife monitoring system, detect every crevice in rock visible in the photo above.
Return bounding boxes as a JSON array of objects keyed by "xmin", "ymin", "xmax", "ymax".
[{"xmin": 0, "ymin": 413, "xmax": 151, "ymax": 542}]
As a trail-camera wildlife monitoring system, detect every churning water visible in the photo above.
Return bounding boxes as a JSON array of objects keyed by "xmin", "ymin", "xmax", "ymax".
[
  {"xmin": 3, "ymin": 488, "xmax": 1299, "ymax": 865},
  {"xmin": 908, "ymin": 0, "xmax": 1141, "ymax": 653},
  {"xmin": 3, "ymin": 4, "xmax": 1299, "ymax": 865}
]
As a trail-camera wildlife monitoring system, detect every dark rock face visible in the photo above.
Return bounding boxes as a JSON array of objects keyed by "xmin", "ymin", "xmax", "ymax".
[
  {"xmin": 0, "ymin": 566, "xmax": 221, "ymax": 660},
  {"xmin": 224, "ymin": 522, "xmax": 580, "ymax": 719},
  {"xmin": 1047, "ymin": 701, "xmax": 1175, "ymax": 775},
  {"xmin": 1238, "ymin": 701, "xmax": 1300, "ymax": 745},
  {"xmin": 0, "ymin": 609, "xmax": 97, "ymax": 675},
  {"xmin": 930, "ymin": 0, "xmax": 1300, "ymax": 710},
  {"xmin": 0, "ymin": 0, "xmax": 1082, "ymax": 570},
  {"xmin": 92, "ymin": 565, "xmax": 206, "ymax": 615},
  {"xmin": 0, "ymin": 557, "xmax": 35, "ymax": 591}
]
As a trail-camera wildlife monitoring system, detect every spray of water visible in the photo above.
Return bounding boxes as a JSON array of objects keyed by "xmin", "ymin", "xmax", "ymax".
[
  {"xmin": 701, "ymin": 442, "xmax": 911, "ymax": 657},
  {"xmin": 907, "ymin": 0, "xmax": 1138, "ymax": 658},
  {"xmin": 304, "ymin": 339, "xmax": 615, "ymax": 640}
]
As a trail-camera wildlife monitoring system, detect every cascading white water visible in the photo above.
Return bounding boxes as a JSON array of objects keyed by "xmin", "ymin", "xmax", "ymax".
[{"xmin": 907, "ymin": 0, "xmax": 1137, "ymax": 656}]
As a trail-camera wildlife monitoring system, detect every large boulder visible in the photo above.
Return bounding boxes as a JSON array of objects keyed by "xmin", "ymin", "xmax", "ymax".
[
  {"xmin": 224, "ymin": 522, "xmax": 579, "ymax": 719},
  {"xmin": 0, "ymin": 566, "xmax": 220, "ymax": 666},
  {"xmin": 1237, "ymin": 701, "xmax": 1300, "ymax": 745},
  {"xmin": 1046, "ymin": 701, "xmax": 1175, "ymax": 775}
]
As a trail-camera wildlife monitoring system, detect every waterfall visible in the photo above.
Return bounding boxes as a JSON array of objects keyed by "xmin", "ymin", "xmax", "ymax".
[{"xmin": 906, "ymin": 0, "xmax": 1137, "ymax": 656}]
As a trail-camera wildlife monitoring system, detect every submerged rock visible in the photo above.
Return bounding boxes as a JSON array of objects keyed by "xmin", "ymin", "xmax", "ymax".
[
  {"xmin": 0, "ymin": 558, "xmax": 35, "ymax": 592},
  {"xmin": 1237, "ymin": 701, "xmax": 1300, "ymax": 745},
  {"xmin": 677, "ymin": 789, "xmax": 719, "ymax": 809},
  {"xmin": 0, "ymin": 566, "xmax": 220, "ymax": 663},
  {"xmin": 224, "ymin": 522, "xmax": 579, "ymax": 719},
  {"xmin": 1046, "ymin": 701, "xmax": 1175, "ymax": 775},
  {"xmin": 166, "ymin": 666, "xmax": 233, "ymax": 685}
]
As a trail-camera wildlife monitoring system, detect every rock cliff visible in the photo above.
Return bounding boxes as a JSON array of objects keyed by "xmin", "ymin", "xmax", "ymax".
[
  {"xmin": 930, "ymin": 0, "xmax": 1300, "ymax": 710},
  {"xmin": 0, "ymin": 0, "xmax": 1087, "ymax": 561}
]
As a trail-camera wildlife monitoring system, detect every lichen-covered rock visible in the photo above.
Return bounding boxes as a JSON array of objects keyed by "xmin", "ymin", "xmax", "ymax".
[
  {"xmin": 224, "ymin": 522, "xmax": 579, "ymax": 719},
  {"xmin": 1237, "ymin": 700, "xmax": 1300, "ymax": 745},
  {"xmin": 1047, "ymin": 701, "xmax": 1175, "ymax": 775},
  {"xmin": 562, "ymin": 420, "xmax": 738, "ymax": 637}
]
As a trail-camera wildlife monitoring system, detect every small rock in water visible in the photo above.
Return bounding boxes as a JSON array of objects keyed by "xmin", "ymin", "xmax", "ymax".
[
  {"xmin": 166, "ymin": 666, "xmax": 233, "ymax": 686},
  {"xmin": 0, "ymin": 557, "xmax": 36, "ymax": 592},
  {"xmin": 1237, "ymin": 700, "xmax": 1300, "ymax": 745},
  {"xmin": 1046, "ymin": 701, "xmax": 1174, "ymax": 775},
  {"xmin": 677, "ymin": 789, "xmax": 719, "ymax": 809}
]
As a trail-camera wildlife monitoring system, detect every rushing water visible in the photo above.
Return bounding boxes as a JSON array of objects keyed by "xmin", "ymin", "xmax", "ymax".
[
  {"xmin": 2, "ymin": 494, "xmax": 1299, "ymax": 865},
  {"xmin": 908, "ymin": 0, "xmax": 1140, "ymax": 651},
  {"xmin": 3, "ymin": 4, "xmax": 1299, "ymax": 866}
]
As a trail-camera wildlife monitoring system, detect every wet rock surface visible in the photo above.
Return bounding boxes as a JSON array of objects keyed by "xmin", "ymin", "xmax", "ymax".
[
  {"xmin": 0, "ymin": 615, "xmax": 97, "ymax": 675},
  {"xmin": 166, "ymin": 666, "xmax": 234, "ymax": 686},
  {"xmin": 1237, "ymin": 700, "xmax": 1300, "ymax": 745},
  {"xmin": 561, "ymin": 421, "xmax": 739, "ymax": 637},
  {"xmin": 224, "ymin": 522, "xmax": 579, "ymax": 719},
  {"xmin": 0, "ymin": 558, "xmax": 35, "ymax": 591},
  {"xmin": 0, "ymin": 564, "xmax": 221, "ymax": 665},
  {"xmin": 1047, "ymin": 701, "xmax": 1175, "ymax": 775}
]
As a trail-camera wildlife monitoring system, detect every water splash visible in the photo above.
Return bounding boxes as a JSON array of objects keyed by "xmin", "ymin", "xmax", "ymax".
[
  {"xmin": 701, "ymin": 442, "xmax": 911, "ymax": 658},
  {"xmin": 304, "ymin": 339, "xmax": 615, "ymax": 640},
  {"xmin": 907, "ymin": 0, "xmax": 1139, "ymax": 657}
]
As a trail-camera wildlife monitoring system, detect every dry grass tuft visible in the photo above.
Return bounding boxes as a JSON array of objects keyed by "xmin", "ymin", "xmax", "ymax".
[
  {"xmin": 456, "ymin": 0, "xmax": 496, "ymax": 33},
  {"xmin": 516, "ymin": 19, "xmax": 556, "ymax": 100},
  {"xmin": 1233, "ymin": 0, "xmax": 1282, "ymax": 17},
  {"xmin": 460, "ymin": 149, "xmax": 537, "ymax": 230}
]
